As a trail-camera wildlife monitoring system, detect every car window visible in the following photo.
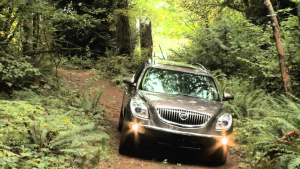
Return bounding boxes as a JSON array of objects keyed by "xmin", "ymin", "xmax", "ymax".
[{"xmin": 139, "ymin": 67, "xmax": 220, "ymax": 101}]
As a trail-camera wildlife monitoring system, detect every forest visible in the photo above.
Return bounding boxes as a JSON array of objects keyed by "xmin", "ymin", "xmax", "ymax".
[{"xmin": 0, "ymin": 0, "xmax": 300, "ymax": 168}]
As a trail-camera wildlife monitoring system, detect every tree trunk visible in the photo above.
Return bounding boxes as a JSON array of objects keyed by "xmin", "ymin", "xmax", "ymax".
[
  {"xmin": 33, "ymin": 8, "xmax": 39, "ymax": 50},
  {"xmin": 140, "ymin": 21, "xmax": 153, "ymax": 58},
  {"xmin": 264, "ymin": 0, "xmax": 290, "ymax": 97},
  {"xmin": 23, "ymin": 20, "xmax": 33, "ymax": 53},
  {"xmin": 116, "ymin": 0, "xmax": 131, "ymax": 56},
  {"xmin": 22, "ymin": 1, "xmax": 33, "ymax": 53}
]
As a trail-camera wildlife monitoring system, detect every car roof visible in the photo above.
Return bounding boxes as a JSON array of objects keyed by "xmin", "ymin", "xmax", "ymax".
[{"xmin": 147, "ymin": 58, "xmax": 211, "ymax": 76}]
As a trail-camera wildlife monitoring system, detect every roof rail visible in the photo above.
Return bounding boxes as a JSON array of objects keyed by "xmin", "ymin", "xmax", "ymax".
[{"xmin": 191, "ymin": 63, "xmax": 208, "ymax": 72}]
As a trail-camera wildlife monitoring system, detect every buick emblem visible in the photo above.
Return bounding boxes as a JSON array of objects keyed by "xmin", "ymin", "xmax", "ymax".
[{"xmin": 179, "ymin": 110, "xmax": 189, "ymax": 120}]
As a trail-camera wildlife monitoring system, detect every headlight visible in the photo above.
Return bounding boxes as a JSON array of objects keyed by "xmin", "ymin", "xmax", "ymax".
[
  {"xmin": 215, "ymin": 113, "xmax": 232, "ymax": 130},
  {"xmin": 130, "ymin": 97, "xmax": 149, "ymax": 119}
]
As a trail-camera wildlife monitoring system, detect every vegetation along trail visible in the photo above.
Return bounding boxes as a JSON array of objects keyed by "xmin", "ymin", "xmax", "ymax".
[{"xmin": 60, "ymin": 70, "xmax": 241, "ymax": 169}]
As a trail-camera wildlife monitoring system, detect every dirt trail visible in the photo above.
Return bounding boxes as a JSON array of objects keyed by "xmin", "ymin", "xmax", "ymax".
[{"xmin": 60, "ymin": 70, "xmax": 240, "ymax": 169}]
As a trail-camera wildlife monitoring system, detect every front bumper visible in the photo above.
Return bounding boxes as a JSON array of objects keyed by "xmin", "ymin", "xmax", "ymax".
[
  {"xmin": 124, "ymin": 106, "xmax": 233, "ymax": 139},
  {"xmin": 126, "ymin": 121, "xmax": 228, "ymax": 152},
  {"xmin": 141, "ymin": 124, "xmax": 223, "ymax": 138},
  {"xmin": 123, "ymin": 105, "xmax": 233, "ymax": 149}
]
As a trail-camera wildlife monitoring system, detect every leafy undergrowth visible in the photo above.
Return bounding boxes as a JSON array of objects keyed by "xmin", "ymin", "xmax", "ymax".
[
  {"xmin": 97, "ymin": 50, "xmax": 149, "ymax": 87},
  {"xmin": 233, "ymin": 95, "xmax": 300, "ymax": 169},
  {"xmin": 0, "ymin": 82, "xmax": 110, "ymax": 168},
  {"xmin": 213, "ymin": 72, "xmax": 300, "ymax": 169}
]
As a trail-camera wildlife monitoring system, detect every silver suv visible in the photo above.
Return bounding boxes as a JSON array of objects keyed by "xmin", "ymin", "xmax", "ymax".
[{"xmin": 118, "ymin": 58, "xmax": 234, "ymax": 165}]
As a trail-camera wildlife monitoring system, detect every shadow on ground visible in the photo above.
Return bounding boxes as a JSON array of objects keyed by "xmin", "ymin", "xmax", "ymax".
[{"xmin": 118, "ymin": 136, "xmax": 227, "ymax": 167}]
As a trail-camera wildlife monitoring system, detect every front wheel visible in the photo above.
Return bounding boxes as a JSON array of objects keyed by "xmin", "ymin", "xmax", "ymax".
[
  {"xmin": 117, "ymin": 107, "xmax": 123, "ymax": 132},
  {"xmin": 118, "ymin": 118, "xmax": 137, "ymax": 155},
  {"xmin": 211, "ymin": 145, "xmax": 228, "ymax": 165}
]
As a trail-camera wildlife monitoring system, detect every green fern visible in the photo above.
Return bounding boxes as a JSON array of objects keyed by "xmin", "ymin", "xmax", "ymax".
[
  {"xmin": 288, "ymin": 156, "xmax": 300, "ymax": 169},
  {"xmin": 222, "ymin": 76, "xmax": 300, "ymax": 168},
  {"xmin": 81, "ymin": 88, "xmax": 103, "ymax": 114},
  {"xmin": 0, "ymin": 85, "xmax": 110, "ymax": 168}
]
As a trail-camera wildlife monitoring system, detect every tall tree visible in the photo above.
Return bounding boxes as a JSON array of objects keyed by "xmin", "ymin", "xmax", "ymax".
[
  {"xmin": 22, "ymin": 1, "xmax": 33, "ymax": 53},
  {"xmin": 33, "ymin": 0, "xmax": 39, "ymax": 50},
  {"xmin": 264, "ymin": 0, "xmax": 290, "ymax": 96},
  {"xmin": 116, "ymin": 0, "xmax": 131, "ymax": 55},
  {"xmin": 140, "ymin": 21, "xmax": 153, "ymax": 57}
]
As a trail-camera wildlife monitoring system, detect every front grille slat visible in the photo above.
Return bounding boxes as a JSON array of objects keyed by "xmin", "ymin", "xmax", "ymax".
[
  {"xmin": 200, "ymin": 114, "xmax": 202, "ymax": 123},
  {"xmin": 175, "ymin": 109, "xmax": 179, "ymax": 123},
  {"xmin": 157, "ymin": 108, "xmax": 210, "ymax": 127},
  {"xmin": 169, "ymin": 109, "xmax": 172, "ymax": 122}
]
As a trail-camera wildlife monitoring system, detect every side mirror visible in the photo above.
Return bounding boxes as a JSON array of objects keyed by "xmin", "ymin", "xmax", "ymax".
[
  {"xmin": 123, "ymin": 78, "xmax": 136, "ymax": 87},
  {"xmin": 223, "ymin": 92, "xmax": 234, "ymax": 101}
]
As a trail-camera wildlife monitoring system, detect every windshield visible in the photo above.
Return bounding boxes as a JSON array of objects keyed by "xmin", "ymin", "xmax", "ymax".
[{"xmin": 139, "ymin": 67, "xmax": 220, "ymax": 101}]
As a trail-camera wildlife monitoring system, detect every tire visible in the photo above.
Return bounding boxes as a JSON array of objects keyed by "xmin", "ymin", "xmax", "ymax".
[
  {"xmin": 119, "ymin": 132, "xmax": 134, "ymax": 155},
  {"xmin": 117, "ymin": 107, "xmax": 123, "ymax": 132},
  {"xmin": 118, "ymin": 117, "xmax": 136, "ymax": 155},
  {"xmin": 211, "ymin": 145, "xmax": 228, "ymax": 165}
]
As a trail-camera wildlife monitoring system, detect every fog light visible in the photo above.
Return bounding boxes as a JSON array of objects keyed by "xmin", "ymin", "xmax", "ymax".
[
  {"xmin": 132, "ymin": 124, "xmax": 138, "ymax": 131},
  {"xmin": 222, "ymin": 137, "xmax": 228, "ymax": 145}
]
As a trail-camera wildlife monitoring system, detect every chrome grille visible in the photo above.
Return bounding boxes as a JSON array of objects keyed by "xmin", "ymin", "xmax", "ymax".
[{"xmin": 157, "ymin": 108, "xmax": 210, "ymax": 127}]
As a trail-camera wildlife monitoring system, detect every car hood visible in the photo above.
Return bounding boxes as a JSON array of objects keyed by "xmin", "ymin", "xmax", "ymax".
[{"xmin": 138, "ymin": 90, "xmax": 224, "ymax": 116}]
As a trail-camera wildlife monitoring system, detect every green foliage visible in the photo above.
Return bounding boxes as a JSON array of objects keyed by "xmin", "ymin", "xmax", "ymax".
[
  {"xmin": 212, "ymin": 70, "xmax": 265, "ymax": 118},
  {"xmin": 222, "ymin": 0, "xmax": 297, "ymax": 25},
  {"xmin": 1, "ymin": 0, "xmax": 117, "ymax": 91},
  {"xmin": 0, "ymin": 85, "xmax": 110, "ymax": 168},
  {"xmin": 172, "ymin": 13, "xmax": 300, "ymax": 96},
  {"xmin": 81, "ymin": 88, "xmax": 103, "ymax": 114},
  {"xmin": 211, "ymin": 69, "xmax": 300, "ymax": 168},
  {"xmin": 174, "ymin": 9, "xmax": 299, "ymax": 169},
  {"xmin": 0, "ymin": 54, "xmax": 41, "ymax": 89},
  {"xmin": 53, "ymin": 0, "xmax": 116, "ymax": 59},
  {"xmin": 1, "ymin": 0, "xmax": 299, "ymax": 168},
  {"xmin": 281, "ymin": 15, "xmax": 300, "ymax": 96},
  {"xmin": 227, "ymin": 90, "xmax": 300, "ymax": 168},
  {"xmin": 172, "ymin": 13, "xmax": 277, "ymax": 78},
  {"xmin": 99, "ymin": 50, "xmax": 148, "ymax": 85},
  {"xmin": 62, "ymin": 56, "xmax": 97, "ymax": 70}
]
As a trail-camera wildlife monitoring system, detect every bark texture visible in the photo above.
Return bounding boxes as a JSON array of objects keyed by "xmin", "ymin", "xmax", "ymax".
[
  {"xmin": 33, "ymin": 10, "xmax": 39, "ymax": 50},
  {"xmin": 22, "ymin": 1, "xmax": 33, "ymax": 53},
  {"xmin": 140, "ymin": 21, "xmax": 153, "ymax": 57},
  {"xmin": 23, "ymin": 21, "xmax": 33, "ymax": 53},
  {"xmin": 21, "ymin": 0, "xmax": 33, "ymax": 53},
  {"xmin": 264, "ymin": 0, "xmax": 290, "ymax": 96},
  {"xmin": 116, "ymin": 0, "xmax": 131, "ymax": 55}
]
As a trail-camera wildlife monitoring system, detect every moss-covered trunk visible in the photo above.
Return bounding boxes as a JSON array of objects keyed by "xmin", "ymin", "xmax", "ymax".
[
  {"xmin": 140, "ymin": 21, "xmax": 153, "ymax": 58},
  {"xmin": 116, "ymin": 0, "xmax": 131, "ymax": 56},
  {"xmin": 264, "ymin": 0, "xmax": 290, "ymax": 97}
]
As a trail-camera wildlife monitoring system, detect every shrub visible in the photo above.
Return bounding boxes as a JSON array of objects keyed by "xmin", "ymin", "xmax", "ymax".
[
  {"xmin": 0, "ymin": 86, "xmax": 110, "ymax": 168},
  {"xmin": 246, "ymin": 95, "xmax": 300, "ymax": 169},
  {"xmin": 98, "ymin": 50, "xmax": 148, "ymax": 85},
  {"xmin": 213, "ymin": 71, "xmax": 300, "ymax": 168},
  {"xmin": 62, "ymin": 56, "xmax": 97, "ymax": 70},
  {"xmin": 0, "ymin": 54, "xmax": 41, "ymax": 90}
]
